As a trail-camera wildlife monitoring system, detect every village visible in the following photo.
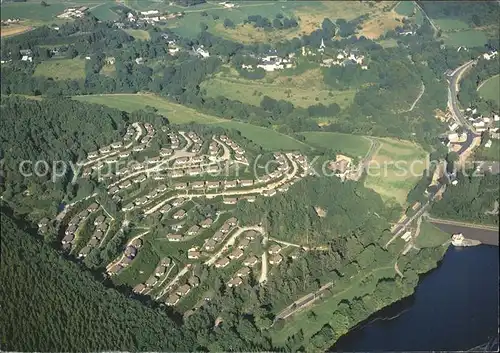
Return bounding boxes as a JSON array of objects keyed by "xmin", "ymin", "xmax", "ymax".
[{"xmin": 36, "ymin": 118, "xmax": 319, "ymax": 313}]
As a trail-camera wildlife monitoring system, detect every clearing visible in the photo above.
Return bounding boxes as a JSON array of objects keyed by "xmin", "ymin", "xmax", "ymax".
[
  {"xmin": 124, "ymin": 29, "xmax": 150, "ymax": 41},
  {"xmin": 74, "ymin": 93, "xmax": 312, "ymax": 151},
  {"xmin": 33, "ymin": 58, "xmax": 86, "ymax": 80},
  {"xmin": 441, "ymin": 29, "xmax": 489, "ymax": 47},
  {"xmin": 364, "ymin": 137, "xmax": 428, "ymax": 206},
  {"xmin": 300, "ymin": 131, "xmax": 371, "ymax": 158},
  {"xmin": 0, "ymin": 24, "xmax": 32, "ymax": 37},
  {"xmin": 433, "ymin": 18, "xmax": 469, "ymax": 32},
  {"xmin": 478, "ymin": 74, "xmax": 500, "ymax": 105},
  {"xmin": 201, "ymin": 66, "xmax": 356, "ymax": 109}
]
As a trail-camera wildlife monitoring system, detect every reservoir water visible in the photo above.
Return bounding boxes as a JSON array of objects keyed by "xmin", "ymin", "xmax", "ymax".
[{"xmin": 332, "ymin": 245, "xmax": 499, "ymax": 351}]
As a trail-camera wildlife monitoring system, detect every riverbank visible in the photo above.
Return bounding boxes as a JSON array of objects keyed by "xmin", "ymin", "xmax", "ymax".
[{"xmin": 332, "ymin": 245, "xmax": 499, "ymax": 351}]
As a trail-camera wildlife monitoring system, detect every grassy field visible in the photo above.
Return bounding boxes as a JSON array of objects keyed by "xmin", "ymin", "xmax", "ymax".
[
  {"xmin": 124, "ymin": 29, "xmax": 150, "ymax": 41},
  {"xmin": 478, "ymin": 74, "xmax": 500, "ymax": 105},
  {"xmin": 365, "ymin": 138, "xmax": 428, "ymax": 206},
  {"xmin": 434, "ymin": 19, "xmax": 470, "ymax": 31},
  {"xmin": 201, "ymin": 66, "xmax": 356, "ymax": 109},
  {"xmin": 394, "ymin": 1, "xmax": 415, "ymax": 16},
  {"xmin": 300, "ymin": 132, "xmax": 371, "ymax": 158},
  {"xmin": 33, "ymin": 58, "xmax": 86, "ymax": 80},
  {"xmin": 1, "ymin": 0, "xmax": 106, "ymax": 26},
  {"xmin": 90, "ymin": 3, "xmax": 121, "ymax": 21},
  {"xmin": 0, "ymin": 24, "xmax": 32, "ymax": 37},
  {"xmin": 74, "ymin": 93, "xmax": 312, "ymax": 151},
  {"xmin": 415, "ymin": 221, "xmax": 451, "ymax": 248},
  {"xmin": 442, "ymin": 29, "xmax": 489, "ymax": 47}
]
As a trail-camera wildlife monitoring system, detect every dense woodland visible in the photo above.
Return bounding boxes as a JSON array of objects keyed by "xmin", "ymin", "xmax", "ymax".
[
  {"xmin": 431, "ymin": 171, "xmax": 499, "ymax": 225},
  {"xmin": 417, "ymin": 1, "xmax": 500, "ymax": 27}
]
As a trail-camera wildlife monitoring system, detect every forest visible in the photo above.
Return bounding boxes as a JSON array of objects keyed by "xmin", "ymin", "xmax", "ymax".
[{"xmin": 431, "ymin": 171, "xmax": 499, "ymax": 225}]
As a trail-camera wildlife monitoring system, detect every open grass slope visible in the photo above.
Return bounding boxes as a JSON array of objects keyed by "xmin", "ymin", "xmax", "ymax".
[
  {"xmin": 73, "ymin": 93, "xmax": 312, "ymax": 151},
  {"xmin": 124, "ymin": 29, "xmax": 150, "ymax": 41},
  {"xmin": 201, "ymin": 66, "xmax": 356, "ymax": 109},
  {"xmin": 33, "ymin": 58, "xmax": 86, "ymax": 80},
  {"xmin": 415, "ymin": 221, "xmax": 450, "ymax": 248},
  {"xmin": 0, "ymin": 24, "xmax": 32, "ymax": 37},
  {"xmin": 365, "ymin": 137, "xmax": 428, "ymax": 206},
  {"xmin": 300, "ymin": 131, "xmax": 371, "ymax": 158},
  {"xmin": 478, "ymin": 74, "xmax": 500, "ymax": 105}
]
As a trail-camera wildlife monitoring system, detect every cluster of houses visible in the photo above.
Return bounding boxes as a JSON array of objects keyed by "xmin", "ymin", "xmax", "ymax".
[
  {"xmin": 327, "ymin": 154, "xmax": 355, "ymax": 181},
  {"xmin": 78, "ymin": 214, "xmax": 110, "ymax": 258},
  {"xmin": 20, "ymin": 49, "xmax": 33, "ymax": 62},
  {"xmin": 464, "ymin": 108, "xmax": 500, "ymax": 135},
  {"xmin": 166, "ymin": 275, "xmax": 200, "ymax": 306},
  {"xmin": 320, "ymin": 47, "xmax": 367, "ymax": 70},
  {"xmin": 193, "ymin": 45, "xmax": 210, "ymax": 59},
  {"xmin": 166, "ymin": 215, "xmax": 216, "ymax": 243},
  {"xmin": 107, "ymin": 237, "xmax": 144, "ymax": 275},
  {"xmin": 60, "ymin": 202, "xmax": 99, "ymax": 250},
  {"xmin": 133, "ymin": 257, "xmax": 172, "ymax": 293},
  {"xmin": 188, "ymin": 217, "xmax": 240, "ymax": 259},
  {"xmin": 240, "ymin": 53, "xmax": 295, "ymax": 72},
  {"xmin": 57, "ymin": 7, "xmax": 88, "ymax": 19},
  {"xmin": 482, "ymin": 50, "xmax": 498, "ymax": 61},
  {"xmin": 219, "ymin": 135, "xmax": 248, "ymax": 163},
  {"xmin": 212, "ymin": 228, "xmax": 259, "ymax": 271}
]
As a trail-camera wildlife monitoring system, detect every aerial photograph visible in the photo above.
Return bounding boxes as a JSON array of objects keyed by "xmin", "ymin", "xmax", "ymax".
[{"xmin": 0, "ymin": 0, "xmax": 499, "ymax": 351}]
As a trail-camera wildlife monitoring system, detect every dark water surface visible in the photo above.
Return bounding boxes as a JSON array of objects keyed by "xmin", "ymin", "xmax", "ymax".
[{"xmin": 332, "ymin": 246, "xmax": 499, "ymax": 351}]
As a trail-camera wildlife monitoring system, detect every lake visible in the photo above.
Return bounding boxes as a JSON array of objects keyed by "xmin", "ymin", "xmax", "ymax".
[{"xmin": 332, "ymin": 245, "xmax": 499, "ymax": 351}]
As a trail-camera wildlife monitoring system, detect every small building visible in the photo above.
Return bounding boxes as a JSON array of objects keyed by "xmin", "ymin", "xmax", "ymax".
[
  {"xmin": 108, "ymin": 263, "xmax": 123, "ymax": 274},
  {"xmin": 173, "ymin": 209, "xmax": 186, "ymax": 220},
  {"xmin": 187, "ymin": 225, "xmax": 200, "ymax": 236},
  {"xmin": 203, "ymin": 239, "xmax": 217, "ymax": 252},
  {"xmin": 155, "ymin": 265, "xmax": 167, "ymax": 277},
  {"xmin": 61, "ymin": 233, "xmax": 75, "ymax": 245},
  {"xmin": 245, "ymin": 230, "xmax": 257, "ymax": 240},
  {"xmin": 87, "ymin": 203, "xmax": 99, "ymax": 212},
  {"xmin": 188, "ymin": 276, "xmax": 200, "ymax": 288},
  {"xmin": 133, "ymin": 283, "xmax": 146, "ymax": 293},
  {"xmin": 245, "ymin": 196, "xmax": 256, "ymax": 203},
  {"xmin": 191, "ymin": 181, "xmax": 205, "ymax": 189},
  {"xmin": 227, "ymin": 277, "xmax": 243, "ymax": 288},
  {"xmin": 213, "ymin": 231, "xmax": 224, "ymax": 242},
  {"xmin": 226, "ymin": 217, "xmax": 238, "ymax": 226},
  {"xmin": 215, "ymin": 257, "xmax": 230, "ymax": 268},
  {"xmin": 268, "ymin": 244, "xmax": 282, "ymax": 255},
  {"xmin": 200, "ymin": 218, "xmax": 213, "ymax": 228},
  {"xmin": 145, "ymin": 276, "xmax": 158, "ymax": 287},
  {"xmin": 159, "ymin": 204, "xmax": 172, "ymax": 214},
  {"xmin": 238, "ymin": 238, "xmax": 250, "ymax": 249},
  {"xmin": 131, "ymin": 238, "xmax": 143, "ymax": 248},
  {"xmin": 220, "ymin": 223, "xmax": 231, "ymax": 233},
  {"xmin": 243, "ymin": 255, "xmax": 259, "ymax": 267},
  {"xmin": 225, "ymin": 180, "xmax": 238, "ymax": 188},
  {"xmin": 236, "ymin": 267, "xmax": 251, "ymax": 277},
  {"xmin": 188, "ymin": 250, "xmax": 201, "ymax": 259},
  {"xmin": 124, "ymin": 245, "xmax": 137, "ymax": 258},
  {"xmin": 269, "ymin": 254, "xmax": 283, "ymax": 265},
  {"xmin": 109, "ymin": 186, "xmax": 120, "ymax": 194},
  {"xmin": 78, "ymin": 246, "xmax": 91, "ymax": 258},
  {"xmin": 239, "ymin": 180, "xmax": 254, "ymax": 187},
  {"xmin": 206, "ymin": 181, "xmax": 220, "ymax": 189},
  {"xmin": 171, "ymin": 198, "xmax": 185, "ymax": 207},
  {"xmin": 166, "ymin": 293, "xmax": 180, "ymax": 306},
  {"xmin": 167, "ymin": 233, "xmax": 183, "ymax": 242},
  {"xmin": 65, "ymin": 224, "xmax": 77, "ymax": 235},
  {"xmin": 223, "ymin": 198, "xmax": 238, "ymax": 204},
  {"xmin": 174, "ymin": 182, "xmax": 188, "ymax": 190},
  {"xmin": 176, "ymin": 284, "xmax": 191, "ymax": 297},
  {"xmin": 228, "ymin": 248, "xmax": 244, "ymax": 260},
  {"xmin": 262, "ymin": 189, "xmax": 277, "ymax": 197},
  {"xmin": 38, "ymin": 218, "xmax": 50, "ymax": 228}
]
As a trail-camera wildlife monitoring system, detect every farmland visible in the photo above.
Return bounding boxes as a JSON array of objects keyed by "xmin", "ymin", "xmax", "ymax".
[
  {"xmin": 478, "ymin": 74, "xmax": 500, "ymax": 105},
  {"xmin": 441, "ymin": 29, "xmax": 489, "ymax": 48},
  {"xmin": 365, "ymin": 138, "xmax": 428, "ymax": 206},
  {"xmin": 201, "ymin": 66, "xmax": 356, "ymax": 109},
  {"xmin": 162, "ymin": 0, "xmax": 399, "ymax": 43},
  {"xmin": 74, "ymin": 93, "xmax": 312, "ymax": 151},
  {"xmin": 300, "ymin": 131, "xmax": 371, "ymax": 158},
  {"xmin": 33, "ymin": 58, "xmax": 86, "ymax": 80},
  {"xmin": 0, "ymin": 24, "xmax": 32, "ymax": 37}
]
